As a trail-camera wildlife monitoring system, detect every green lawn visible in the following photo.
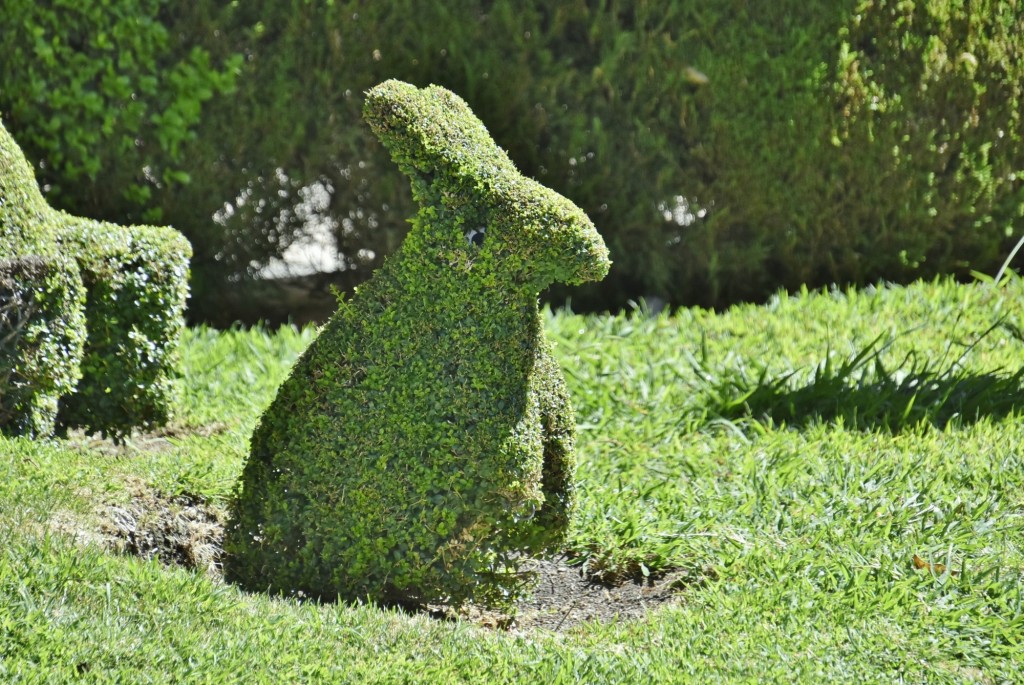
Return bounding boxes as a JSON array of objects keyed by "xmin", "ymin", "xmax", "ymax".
[{"xmin": 2, "ymin": 276, "xmax": 1023, "ymax": 683}]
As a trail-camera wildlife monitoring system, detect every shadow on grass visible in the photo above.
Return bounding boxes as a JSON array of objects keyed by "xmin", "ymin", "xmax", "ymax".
[{"xmin": 702, "ymin": 330, "xmax": 1024, "ymax": 433}]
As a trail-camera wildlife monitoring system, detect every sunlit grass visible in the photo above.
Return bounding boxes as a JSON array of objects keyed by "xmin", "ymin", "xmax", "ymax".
[{"xmin": 1, "ymin": 275, "xmax": 1023, "ymax": 682}]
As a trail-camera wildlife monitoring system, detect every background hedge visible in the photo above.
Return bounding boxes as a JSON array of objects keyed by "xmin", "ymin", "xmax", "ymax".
[
  {"xmin": 0, "ymin": 0, "xmax": 240, "ymax": 224},
  {"xmin": 3, "ymin": 0, "xmax": 1022, "ymax": 324}
]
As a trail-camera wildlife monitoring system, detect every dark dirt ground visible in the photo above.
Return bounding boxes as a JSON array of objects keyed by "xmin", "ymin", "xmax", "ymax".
[{"xmin": 91, "ymin": 477, "xmax": 696, "ymax": 633}]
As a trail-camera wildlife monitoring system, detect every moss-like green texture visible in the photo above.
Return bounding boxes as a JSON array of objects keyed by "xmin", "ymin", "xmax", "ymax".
[
  {"xmin": 224, "ymin": 80, "xmax": 611, "ymax": 607},
  {"xmin": 0, "ymin": 119, "xmax": 191, "ymax": 440}
]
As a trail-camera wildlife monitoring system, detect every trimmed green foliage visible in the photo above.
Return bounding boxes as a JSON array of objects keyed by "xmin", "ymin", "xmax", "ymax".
[
  {"xmin": 0, "ymin": 119, "xmax": 192, "ymax": 440},
  {"xmin": 56, "ymin": 221, "xmax": 192, "ymax": 439},
  {"xmin": 224, "ymin": 81, "xmax": 610, "ymax": 607},
  {"xmin": 1, "ymin": 120, "xmax": 86, "ymax": 436},
  {"xmin": 0, "ymin": 257, "xmax": 84, "ymax": 436}
]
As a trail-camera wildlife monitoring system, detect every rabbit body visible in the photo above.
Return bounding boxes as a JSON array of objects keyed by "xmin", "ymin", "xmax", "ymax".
[{"xmin": 224, "ymin": 80, "xmax": 610, "ymax": 606}]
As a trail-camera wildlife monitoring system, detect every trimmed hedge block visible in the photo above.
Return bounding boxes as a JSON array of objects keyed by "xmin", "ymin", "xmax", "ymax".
[
  {"xmin": 56, "ymin": 220, "xmax": 191, "ymax": 439},
  {"xmin": 0, "ymin": 118, "xmax": 191, "ymax": 440},
  {"xmin": 224, "ymin": 80, "xmax": 611, "ymax": 607},
  {"xmin": 0, "ymin": 256, "xmax": 85, "ymax": 436}
]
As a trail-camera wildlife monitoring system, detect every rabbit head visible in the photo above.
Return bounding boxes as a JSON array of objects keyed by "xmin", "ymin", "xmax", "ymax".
[{"xmin": 364, "ymin": 80, "xmax": 610, "ymax": 290}]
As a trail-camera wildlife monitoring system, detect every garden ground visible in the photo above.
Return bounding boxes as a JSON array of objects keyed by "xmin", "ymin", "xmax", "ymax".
[{"xmin": 2, "ymin": 276, "xmax": 1023, "ymax": 682}]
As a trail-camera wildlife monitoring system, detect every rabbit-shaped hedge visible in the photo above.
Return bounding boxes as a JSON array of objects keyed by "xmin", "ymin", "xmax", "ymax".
[{"xmin": 224, "ymin": 80, "xmax": 610, "ymax": 607}]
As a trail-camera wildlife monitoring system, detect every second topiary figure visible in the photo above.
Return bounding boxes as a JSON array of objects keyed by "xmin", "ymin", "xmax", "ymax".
[{"xmin": 224, "ymin": 80, "xmax": 610, "ymax": 607}]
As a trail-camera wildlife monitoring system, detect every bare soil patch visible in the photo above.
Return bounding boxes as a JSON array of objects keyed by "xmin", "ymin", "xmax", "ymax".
[
  {"xmin": 442, "ymin": 557, "xmax": 702, "ymax": 632},
  {"xmin": 95, "ymin": 482, "xmax": 697, "ymax": 632},
  {"xmin": 99, "ymin": 479, "xmax": 225, "ymax": 577}
]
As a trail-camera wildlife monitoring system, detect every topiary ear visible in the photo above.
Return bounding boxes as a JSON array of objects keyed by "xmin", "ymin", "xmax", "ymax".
[
  {"xmin": 363, "ymin": 80, "xmax": 610, "ymax": 287},
  {"xmin": 363, "ymin": 80, "xmax": 519, "ymax": 204}
]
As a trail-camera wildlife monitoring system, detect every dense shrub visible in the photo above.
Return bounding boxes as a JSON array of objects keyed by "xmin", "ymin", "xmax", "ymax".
[
  {"xmin": 1, "ymin": 121, "xmax": 87, "ymax": 436},
  {"xmin": 0, "ymin": 120, "xmax": 192, "ymax": 441},
  {"xmin": 159, "ymin": 0, "xmax": 717, "ymax": 320},
  {"xmin": 823, "ymin": 0, "xmax": 1024, "ymax": 286},
  {"xmin": 56, "ymin": 220, "xmax": 192, "ymax": 440},
  {"xmin": 164, "ymin": 0, "xmax": 1020, "ymax": 321},
  {"xmin": 5, "ymin": 1, "xmax": 1023, "ymax": 320},
  {"xmin": 223, "ymin": 81, "xmax": 610, "ymax": 607},
  {"xmin": 0, "ymin": 0, "xmax": 240, "ymax": 223},
  {"xmin": 0, "ymin": 258, "xmax": 85, "ymax": 437}
]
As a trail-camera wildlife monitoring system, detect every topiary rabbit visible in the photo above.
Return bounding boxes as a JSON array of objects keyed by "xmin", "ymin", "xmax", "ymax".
[{"xmin": 223, "ymin": 80, "xmax": 610, "ymax": 608}]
